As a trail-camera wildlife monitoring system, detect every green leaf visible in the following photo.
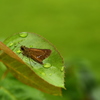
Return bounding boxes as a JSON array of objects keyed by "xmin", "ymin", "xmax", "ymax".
[
  {"xmin": 0, "ymin": 73, "xmax": 46, "ymax": 100},
  {"xmin": 0, "ymin": 32, "xmax": 64, "ymax": 95}
]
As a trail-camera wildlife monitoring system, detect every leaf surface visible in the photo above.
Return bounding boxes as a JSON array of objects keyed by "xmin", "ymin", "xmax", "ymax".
[{"xmin": 0, "ymin": 32, "xmax": 65, "ymax": 95}]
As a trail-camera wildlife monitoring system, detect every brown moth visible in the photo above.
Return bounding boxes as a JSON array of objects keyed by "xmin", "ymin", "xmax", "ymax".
[{"xmin": 20, "ymin": 46, "xmax": 51, "ymax": 64}]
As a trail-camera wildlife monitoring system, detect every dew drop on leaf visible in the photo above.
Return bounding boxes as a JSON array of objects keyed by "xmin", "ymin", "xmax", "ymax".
[
  {"xmin": 9, "ymin": 42, "xmax": 14, "ymax": 47},
  {"xmin": 61, "ymin": 66, "xmax": 64, "ymax": 72},
  {"xmin": 25, "ymin": 58, "xmax": 28, "ymax": 61},
  {"xmin": 19, "ymin": 32, "xmax": 28, "ymax": 38},
  {"xmin": 16, "ymin": 50, "xmax": 21, "ymax": 54},
  {"xmin": 43, "ymin": 63, "xmax": 51, "ymax": 68},
  {"xmin": 49, "ymin": 73, "xmax": 52, "ymax": 76},
  {"xmin": 29, "ymin": 45, "xmax": 33, "ymax": 48},
  {"xmin": 41, "ymin": 72, "xmax": 46, "ymax": 76}
]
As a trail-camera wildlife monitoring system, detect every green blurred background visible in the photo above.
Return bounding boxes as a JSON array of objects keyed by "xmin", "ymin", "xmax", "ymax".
[{"xmin": 0, "ymin": 0, "xmax": 100, "ymax": 100}]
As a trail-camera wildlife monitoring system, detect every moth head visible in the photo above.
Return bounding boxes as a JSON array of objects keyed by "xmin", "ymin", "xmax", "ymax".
[{"xmin": 20, "ymin": 46, "xmax": 26, "ymax": 51}]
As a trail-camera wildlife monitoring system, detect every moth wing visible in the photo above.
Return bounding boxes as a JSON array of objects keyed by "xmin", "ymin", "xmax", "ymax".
[{"xmin": 29, "ymin": 48, "xmax": 51, "ymax": 64}]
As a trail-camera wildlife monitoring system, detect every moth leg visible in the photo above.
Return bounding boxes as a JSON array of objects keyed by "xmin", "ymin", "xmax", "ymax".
[
  {"xmin": 30, "ymin": 58, "xmax": 37, "ymax": 65},
  {"xmin": 29, "ymin": 58, "xmax": 33, "ymax": 68}
]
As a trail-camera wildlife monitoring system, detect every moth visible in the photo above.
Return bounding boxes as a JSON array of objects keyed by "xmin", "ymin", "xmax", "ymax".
[{"xmin": 20, "ymin": 46, "xmax": 51, "ymax": 64}]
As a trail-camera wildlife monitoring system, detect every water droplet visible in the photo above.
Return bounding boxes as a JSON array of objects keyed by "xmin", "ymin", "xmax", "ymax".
[
  {"xmin": 19, "ymin": 32, "xmax": 28, "ymax": 38},
  {"xmin": 29, "ymin": 45, "xmax": 33, "ymax": 48},
  {"xmin": 16, "ymin": 50, "xmax": 21, "ymax": 54},
  {"xmin": 43, "ymin": 63, "xmax": 51, "ymax": 68},
  {"xmin": 49, "ymin": 73, "xmax": 52, "ymax": 76},
  {"xmin": 41, "ymin": 72, "xmax": 46, "ymax": 76},
  {"xmin": 9, "ymin": 42, "xmax": 14, "ymax": 47},
  {"xmin": 25, "ymin": 58, "xmax": 28, "ymax": 61},
  {"xmin": 61, "ymin": 66, "xmax": 64, "ymax": 71}
]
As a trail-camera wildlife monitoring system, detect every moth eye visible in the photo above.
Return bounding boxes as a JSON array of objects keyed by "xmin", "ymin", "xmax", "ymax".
[{"xmin": 21, "ymin": 47, "xmax": 24, "ymax": 50}]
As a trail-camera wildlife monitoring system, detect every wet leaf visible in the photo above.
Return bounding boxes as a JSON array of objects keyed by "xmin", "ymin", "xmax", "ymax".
[
  {"xmin": 0, "ymin": 73, "xmax": 45, "ymax": 100},
  {"xmin": 0, "ymin": 32, "xmax": 65, "ymax": 95}
]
